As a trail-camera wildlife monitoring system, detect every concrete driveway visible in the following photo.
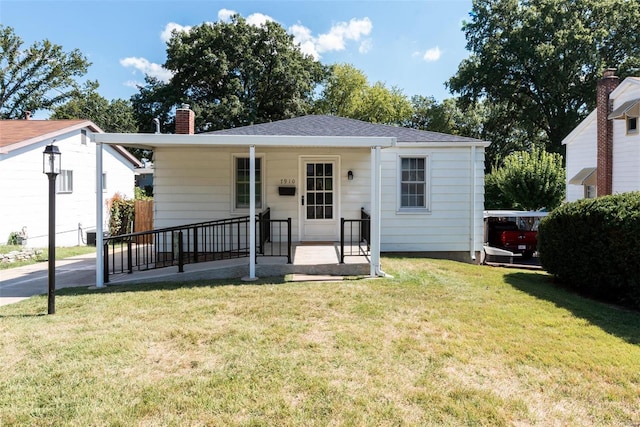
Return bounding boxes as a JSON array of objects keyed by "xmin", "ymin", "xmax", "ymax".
[{"xmin": 0, "ymin": 253, "xmax": 97, "ymax": 307}]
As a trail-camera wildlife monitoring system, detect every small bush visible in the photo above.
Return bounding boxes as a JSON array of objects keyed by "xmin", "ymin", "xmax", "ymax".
[
  {"xmin": 107, "ymin": 193, "xmax": 135, "ymax": 236},
  {"xmin": 539, "ymin": 192, "xmax": 640, "ymax": 309}
]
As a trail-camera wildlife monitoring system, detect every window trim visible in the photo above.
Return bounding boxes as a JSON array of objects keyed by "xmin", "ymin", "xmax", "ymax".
[
  {"xmin": 396, "ymin": 155, "xmax": 430, "ymax": 213},
  {"xmin": 57, "ymin": 169, "xmax": 73, "ymax": 194},
  {"xmin": 231, "ymin": 153, "xmax": 265, "ymax": 213}
]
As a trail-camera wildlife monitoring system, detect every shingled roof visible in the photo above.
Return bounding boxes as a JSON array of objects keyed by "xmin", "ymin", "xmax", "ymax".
[
  {"xmin": 0, "ymin": 119, "xmax": 141, "ymax": 167},
  {"xmin": 206, "ymin": 115, "xmax": 483, "ymax": 143}
]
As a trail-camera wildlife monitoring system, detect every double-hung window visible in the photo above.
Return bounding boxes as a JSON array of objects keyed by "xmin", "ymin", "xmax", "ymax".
[
  {"xmin": 57, "ymin": 170, "xmax": 73, "ymax": 194},
  {"xmin": 399, "ymin": 156, "xmax": 429, "ymax": 211},
  {"xmin": 234, "ymin": 156, "xmax": 262, "ymax": 210}
]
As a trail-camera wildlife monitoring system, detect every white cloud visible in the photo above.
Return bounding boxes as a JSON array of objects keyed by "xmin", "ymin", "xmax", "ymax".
[
  {"xmin": 246, "ymin": 12, "xmax": 275, "ymax": 27},
  {"xmin": 160, "ymin": 22, "xmax": 191, "ymax": 43},
  {"xmin": 359, "ymin": 39, "xmax": 373, "ymax": 54},
  {"xmin": 289, "ymin": 17, "xmax": 373, "ymax": 59},
  {"xmin": 120, "ymin": 57, "xmax": 173, "ymax": 83},
  {"xmin": 422, "ymin": 46, "xmax": 442, "ymax": 62},
  {"xmin": 218, "ymin": 8, "xmax": 236, "ymax": 22}
]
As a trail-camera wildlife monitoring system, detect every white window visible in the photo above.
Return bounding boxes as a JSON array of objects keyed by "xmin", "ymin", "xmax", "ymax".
[
  {"xmin": 627, "ymin": 116, "xmax": 638, "ymax": 135},
  {"xmin": 585, "ymin": 185, "xmax": 596, "ymax": 199},
  {"xmin": 102, "ymin": 173, "xmax": 107, "ymax": 192},
  {"xmin": 57, "ymin": 170, "xmax": 73, "ymax": 193},
  {"xmin": 398, "ymin": 156, "xmax": 429, "ymax": 211},
  {"xmin": 233, "ymin": 156, "xmax": 263, "ymax": 210},
  {"xmin": 81, "ymin": 129, "xmax": 88, "ymax": 145}
]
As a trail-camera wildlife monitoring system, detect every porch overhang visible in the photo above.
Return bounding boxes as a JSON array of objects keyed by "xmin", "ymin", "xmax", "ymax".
[
  {"xmin": 568, "ymin": 167, "xmax": 597, "ymax": 185},
  {"xmin": 93, "ymin": 133, "xmax": 396, "ymax": 149}
]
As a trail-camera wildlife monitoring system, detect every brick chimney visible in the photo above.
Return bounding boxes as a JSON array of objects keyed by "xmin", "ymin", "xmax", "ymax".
[
  {"xmin": 596, "ymin": 68, "xmax": 619, "ymax": 196},
  {"xmin": 24, "ymin": 111, "xmax": 31, "ymax": 120},
  {"xmin": 175, "ymin": 104, "xmax": 195, "ymax": 135}
]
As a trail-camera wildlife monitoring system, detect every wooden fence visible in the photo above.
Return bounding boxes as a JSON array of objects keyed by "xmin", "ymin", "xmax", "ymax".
[{"xmin": 134, "ymin": 200, "xmax": 153, "ymax": 243}]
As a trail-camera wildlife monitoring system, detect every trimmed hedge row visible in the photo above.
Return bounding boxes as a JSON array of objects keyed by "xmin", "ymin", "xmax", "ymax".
[{"xmin": 538, "ymin": 192, "xmax": 640, "ymax": 310}]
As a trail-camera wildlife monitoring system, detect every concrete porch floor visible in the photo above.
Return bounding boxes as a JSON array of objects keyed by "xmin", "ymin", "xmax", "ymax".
[{"xmin": 107, "ymin": 242, "xmax": 370, "ymax": 285}]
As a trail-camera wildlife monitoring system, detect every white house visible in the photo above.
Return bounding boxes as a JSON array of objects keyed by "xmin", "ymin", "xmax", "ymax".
[
  {"xmin": 94, "ymin": 107, "xmax": 489, "ymax": 283},
  {"xmin": 0, "ymin": 119, "xmax": 141, "ymax": 248},
  {"xmin": 563, "ymin": 69, "xmax": 640, "ymax": 201}
]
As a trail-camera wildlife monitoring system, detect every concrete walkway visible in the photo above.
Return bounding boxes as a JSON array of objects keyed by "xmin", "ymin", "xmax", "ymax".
[{"xmin": 0, "ymin": 253, "xmax": 97, "ymax": 307}]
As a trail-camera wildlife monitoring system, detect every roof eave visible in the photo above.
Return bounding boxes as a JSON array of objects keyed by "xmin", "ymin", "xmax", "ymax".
[{"xmin": 93, "ymin": 133, "xmax": 398, "ymax": 148}]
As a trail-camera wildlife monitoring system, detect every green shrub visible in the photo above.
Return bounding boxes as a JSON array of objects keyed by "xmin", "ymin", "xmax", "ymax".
[
  {"xmin": 538, "ymin": 192, "xmax": 640, "ymax": 309},
  {"xmin": 107, "ymin": 193, "xmax": 135, "ymax": 236}
]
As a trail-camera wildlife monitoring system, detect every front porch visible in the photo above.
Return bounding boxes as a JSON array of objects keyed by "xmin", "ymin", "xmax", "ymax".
[{"xmin": 106, "ymin": 242, "xmax": 370, "ymax": 285}]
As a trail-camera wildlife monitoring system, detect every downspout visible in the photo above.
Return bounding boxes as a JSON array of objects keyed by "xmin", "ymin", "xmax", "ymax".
[
  {"xmin": 95, "ymin": 140, "xmax": 105, "ymax": 287},
  {"xmin": 470, "ymin": 145, "xmax": 477, "ymax": 262},
  {"xmin": 371, "ymin": 145, "xmax": 392, "ymax": 278}
]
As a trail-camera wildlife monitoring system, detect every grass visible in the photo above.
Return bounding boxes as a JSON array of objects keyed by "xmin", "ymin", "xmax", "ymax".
[
  {"xmin": 0, "ymin": 245, "xmax": 96, "ymax": 270},
  {"xmin": 0, "ymin": 257, "xmax": 638, "ymax": 426}
]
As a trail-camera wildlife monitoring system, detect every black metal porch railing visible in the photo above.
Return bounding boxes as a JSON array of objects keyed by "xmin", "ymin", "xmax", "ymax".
[
  {"xmin": 103, "ymin": 208, "xmax": 291, "ymax": 283},
  {"xmin": 340, "ymin": 208, "xmax": 371, "ymax": 263},
  {"xmin": 257, "ymin": 208, "xmax": 292, "ymax": 263}
]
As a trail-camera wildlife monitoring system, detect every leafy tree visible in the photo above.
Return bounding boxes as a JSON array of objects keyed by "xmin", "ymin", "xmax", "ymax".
[
  {"xmin": 0, "ymin": 25, "xmax": 91, "ymax": 118},
  {"xmin": 130, "ymin": 76, "xmax": 179, "ymax": 134},
  {"xmin": 314, "ymin": 63, "xmax": 367, "ymax": 118},
  {"xmin": 51, "ymin": 85, "xmax": 137, "ymax": 133},
  {"xmin": 448, "ymin": 0, "xmax": 640, "ymax": 154},
  {"xmin": 52, "ymin": 87, "xmax": 148, "ymax": 160},
  {"xmin": 139, "ymin": 15, "xmax": 326, "ymax": 133},
  {"xmin": 314, "ymin": 63, "xmax": 412, "ymax": 125},
  {"xmin": 487, "ymin": 148, "xmax": 565, "ymax": 210}
]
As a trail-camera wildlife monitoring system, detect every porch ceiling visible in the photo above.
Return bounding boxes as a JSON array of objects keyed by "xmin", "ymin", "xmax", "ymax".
[{"xmin": 92, "ymin": 133, "xmax": 396, "ymax": 149}]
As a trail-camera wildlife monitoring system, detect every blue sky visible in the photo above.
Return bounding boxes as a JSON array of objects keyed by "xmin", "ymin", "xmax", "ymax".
[{"xmin": 1, "ymin": 0, "xmax": 473, "ymax": 117}]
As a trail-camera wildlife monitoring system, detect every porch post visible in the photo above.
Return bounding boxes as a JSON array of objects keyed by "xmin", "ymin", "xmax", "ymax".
[
  {"xmin": 95, "ymin": 140, "xmax": 105, "ymax": 288},
  {"xmin": 370, "ymin": 146, "xmax": 382, "ymax": 276},
  {"xmin": 244, "ymin": 145, "xmax": 258, "ymax": 281}
]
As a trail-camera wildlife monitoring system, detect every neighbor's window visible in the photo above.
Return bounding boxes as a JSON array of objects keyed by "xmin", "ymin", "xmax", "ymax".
[
  {"xmin": 585, "ymin": 185, "xmax": 596, "ymax": 199},
  {"xmin": 627, "ymin": 116, "xmax": 638, "ymax": 135},
  {"xmin": 57, "ymin": 170, "xmax": 73, "ymax": 193},
  {"xmin": 399, "ymin": 156, "xmax": 429, "ymax": 210},
  {"xmin": 234, "ymin": 156, "xmax": 262, "ymax": 209},
  {"xmin": 102, "ymin": 173, "xmax": 107, "ymax": 192},
  {"xmin": 81, "ymin": 129, "xmax": 88, "ymax": 145}
]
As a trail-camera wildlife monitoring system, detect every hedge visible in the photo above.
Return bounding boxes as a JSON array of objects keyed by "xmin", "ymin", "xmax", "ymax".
[{"xmin": 538, "ymin": 192, "xmax": 640, "ymax": 310}]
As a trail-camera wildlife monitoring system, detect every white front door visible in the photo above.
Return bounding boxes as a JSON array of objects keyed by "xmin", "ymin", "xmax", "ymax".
[{"xmin": 300, "ymin": 157, "xmax": 339, "ymax": 241}]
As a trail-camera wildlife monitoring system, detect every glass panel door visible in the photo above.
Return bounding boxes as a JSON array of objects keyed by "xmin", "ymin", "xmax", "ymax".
[{"xmin": 306, "ymin": 162, "xmax": 333, "ymax": 220}]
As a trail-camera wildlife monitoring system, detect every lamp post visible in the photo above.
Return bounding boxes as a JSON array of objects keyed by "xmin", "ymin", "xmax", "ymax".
[{"xmin": 43, "ymin": 143, "xmax": 61, "ymax": 315}]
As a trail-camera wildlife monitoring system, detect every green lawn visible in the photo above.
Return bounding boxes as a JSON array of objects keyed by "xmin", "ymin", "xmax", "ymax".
[
  {"xmin": 1, "ymin": 257, "xmax": 638, "ymax": 426},
  {"xmin": 0, "ymin": 245, "xmax": 96, "ymax": 270}
]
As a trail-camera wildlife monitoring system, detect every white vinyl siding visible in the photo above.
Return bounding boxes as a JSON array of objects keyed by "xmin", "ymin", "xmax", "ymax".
[
  {"xmin": 381, "ymin": 147, "xmax": 485, "ymax": 254},
  {"xmin": 0, "ymin": 130, "xmax": 136, "ymax": 248},
  {"xmin": 564, "ymin": 111, "xmax": 597, "ymax": 202},
  {"xmin": 151, "ymin": 144, "xmax": 486, "ymax": 257}
]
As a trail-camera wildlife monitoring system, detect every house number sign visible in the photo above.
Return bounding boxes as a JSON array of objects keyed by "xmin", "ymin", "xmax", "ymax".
[{"xmin": 280, "ymin": 178, "xmax": 296, "ymax": 184}]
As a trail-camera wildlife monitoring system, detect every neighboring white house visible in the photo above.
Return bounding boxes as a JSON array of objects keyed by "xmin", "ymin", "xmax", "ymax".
[
  {"xmin": 95, "ymin": 107, "xmax": 489, "ymax": 277},
  {"xmin": 0, "ymin": 119, "xmax": 141, "ymax": 247},
  {"xmin": 563, "ymin": 70, "xmax": 640, "ymax": 201}
]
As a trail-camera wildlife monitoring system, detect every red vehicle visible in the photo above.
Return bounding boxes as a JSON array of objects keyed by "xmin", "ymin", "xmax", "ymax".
[{"xmin": 484, "ymin": 211, "xmax": 547, "ymax": 260}]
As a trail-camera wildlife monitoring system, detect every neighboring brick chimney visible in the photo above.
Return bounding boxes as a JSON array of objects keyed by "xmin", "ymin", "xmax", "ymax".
[
  {"xmin": 596, "ymin": 68, "xmax": 619, "ymax": 196},
  {"xmin": 175, "ymin": 104, "xmax": 195, "ymax": 135}
]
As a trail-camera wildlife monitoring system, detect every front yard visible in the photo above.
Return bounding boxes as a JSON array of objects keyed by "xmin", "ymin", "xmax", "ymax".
[{"xmin": 0, "ymin": 257, "xmax": 638, "ymax": 426}]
